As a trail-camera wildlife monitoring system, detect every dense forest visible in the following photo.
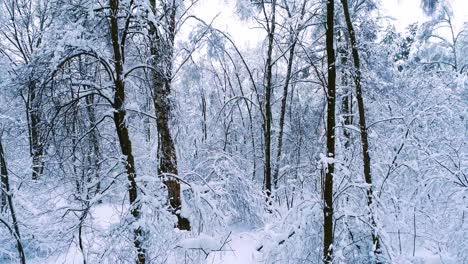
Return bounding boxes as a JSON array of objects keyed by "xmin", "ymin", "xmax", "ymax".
[{"xmin": 0, "ymin": 0, "xmax": 466, "ymax": 263}]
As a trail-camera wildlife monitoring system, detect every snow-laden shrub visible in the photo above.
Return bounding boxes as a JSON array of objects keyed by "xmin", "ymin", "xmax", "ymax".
[{"xmin": 184, "ymin": 150, "xmax": 264, "ymax": 233}]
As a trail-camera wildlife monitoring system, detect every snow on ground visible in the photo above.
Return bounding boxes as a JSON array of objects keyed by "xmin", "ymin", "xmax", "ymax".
[
  {"xmin": 179, "ymin": 233, "xmax": 223, "ymax": 252},
  {"xmin": 27, "ymin": 229, "xmax": 262, "ymax": 264},
  {"xmin": 29, "ymin": 243, "xmax": 84, "ymax": 264},
  {"xmin": 27, "ymin": 203, "xmax": 122, "ymax": 264},
  {"xmin": 90, "ymin": 203, "xmax": 123, "ymax": 230},
  {"xmin": 413, "ymin": 248, "xmax": 456, "ymax": 264},
  {"xmin": 24, "ymin": 228, "xmax": 458, "ymax": 264},
  {"xmin": 207, "ymin": 231, "xmax": 261, "ymax": 264},
  {"xmin": 20, "ymin": 205, "xmax": 458, "ymax": 264}
]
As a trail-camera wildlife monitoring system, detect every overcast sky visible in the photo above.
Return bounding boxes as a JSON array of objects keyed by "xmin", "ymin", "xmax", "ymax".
[
  {"xmin": 186, "ymin": 0, "xmax": 468, "ymax": 48},
  {"xmin": 382, "ymin": 0, "xmax": 468, "ymax": 31}
]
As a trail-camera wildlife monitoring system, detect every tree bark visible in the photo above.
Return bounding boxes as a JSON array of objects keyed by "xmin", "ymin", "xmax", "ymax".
[
  {"xmin": 263, "ymin": 0, "xmax": 277, "ymax": 204},
  {"xmin": 148, "ymin": 0, "xmax": 190, "ymax": 231},
  {"xmin": 339, "ymin": 0, "xmax": 382, "ymax": 261},
  {"xmin": 0, "ymin": 138, "xmax": 26, "ymax": 264},
  {"xmin": 337, "ymin": 29, "xmax": 353, "ymax": 148},
  {"xmin": 323, "ymin": 0, "xmax": 336, "ymax": 262},
  {"xmin": 273, "ymin": 0, "xmax": 307, "ymax": 189},
  {"xmin": 109, "ymin": 0, "xmax": 146, "ymax": 262},
  {"xmin": 28, "ymin": 81, "xmax": 44, "ymax": 180},
  {"xmin": 85, "ymin": 92, "xmax": 102, "ymax": 197},
  {"xmin": 0, "ymin": 151, "xmax": 6, "ymax": 213},
  {"xmin": 273, "ymin": 27, "xmax": 296, "ymax": 190}
]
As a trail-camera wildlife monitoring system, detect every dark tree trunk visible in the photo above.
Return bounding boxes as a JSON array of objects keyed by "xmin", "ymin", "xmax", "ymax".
[
  {"xmin": 323, "ymin": 0, "xmax": 337, "ymax": 262},
  {"xmin": 337, "ymin": 28, "xmax": 361, "ymax": 254},
  {"xmin": 85, "ymin": 93, "xmax": 102, "ymax": 197},
  {"xmin": 263, "ymin": 0, "xmax": 277, "ymax": 203},
  {"xmin": 339, "ymin": 0, "xmax": 382, "ymax": 261},
  {"xmin": 28, "ymin": 81, "xmax": 44, "ymax": 180},
  {"xmin": 273, "ymin": 0, "xmax": 307, "ymax": 189},
  {"xmin": 148, "ymin": 0, "xmax": 190, "ymax": 231},
  {"xmin": 273, "ymin": 31, "xmax": 296, "ymax": 189},
  {"xmin": 109, "ymin": 0, "xmax": 146, "ymax": 262},
  {"xmin": 0, "ymin": 139, "xmax": 26, "ymax": 264},
  {"xmin": 341, "ymin": 88, "xmax": 353, "ymax": 147},
  {"xmin": 337, "ymin": 29, "xmax": 353, "ymax": 148},
  {"xmin": 0, "ymin": 152, "xmax": 6, "ymax": 213}
]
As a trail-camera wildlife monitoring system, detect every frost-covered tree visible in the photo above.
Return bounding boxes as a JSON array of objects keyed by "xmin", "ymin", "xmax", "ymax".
[{"xmin": 0, "ymin": 0, "xmax": 466, "ymax": 263}]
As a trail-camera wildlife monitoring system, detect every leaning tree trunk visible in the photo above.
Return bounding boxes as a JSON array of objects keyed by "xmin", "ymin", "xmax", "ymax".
[
  {"xmin": 0, "ymin": 138, "xmax": 26, "ymax": 264},
  {"xmin": 109, "ymin": 0, "xmax": 146, "ymax": 262},
  {"xmin": 148, "ymin": 0, "xmax": 190, "ymax": 231},
  {"xmin": 323, "ymin": 0, "xmax": 337, "ymax": 262},
  {"xmin": 339, "ymin": 0, "xmax": 382, "ymax": 262}
]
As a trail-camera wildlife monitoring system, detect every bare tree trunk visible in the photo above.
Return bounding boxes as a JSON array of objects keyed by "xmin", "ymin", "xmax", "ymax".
[
  {"xmin": 341, "ymin": 87, "xmax": 353, "ymax": 147},
  {"xmin": 337, "ymin": 29, "xmax": 353, "ymax": 148},
  {"xmin": 0, "ymin": 151, "xmax": 6, "ymax": 213},
  {"xmin": 148, "ymin": 0, "xmax": 190, "ymax": 231},
  {"xmin": 263, "ymin": 0, "xmax": 277, "ymax": 204},
  {"xmin": 273, "ymin": 32, "xmax": 296, "ymax": 189},
  {"xmin": 0, "ymin": 138, "xmax": 26, "ymax": 264},
  {"xmin": 109, "ymin": 0, "xmax": 146, "ymax": 262},
  {"xmin": 78, "ymin": 209, "xmax": 88, "ymax": 264},
  {"xmin": 1, "ymin": 0, "xmax": 45, "ymax": 181},
  {"xmin": 272, "ymin": 0, "xmax": 307, "ymax": 190},
  {"xmin": 201, "ymin": 93, "xmax": 207, "ymax": 143},
  {"xmin": 337, "ymin": 27, "xmax": 362, "ymax": 254},
  {"xmin": 323, "ymin": 0, "xmax": 336, "ymax": 262},
  {"xmin": 28, "ymin": 81, "xmax": 44, "ymax": 180},
  {"xmin": 85, "ymin": 92, "xmax": 102, "ymax": 197},
  {"xmin": 71, "ymin": 102, "xmax": 80, "ymax": 194},
  {"xmin": 339, "ymin": 0, "xmax": 382, "ymax": 261}
]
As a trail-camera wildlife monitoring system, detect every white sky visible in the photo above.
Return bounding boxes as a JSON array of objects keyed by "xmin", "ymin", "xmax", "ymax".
[
  {"xmin": 382, "ymin": 0, "xmax": 468, "ymax": 31},
  {"xmin": 185, "ymin": 0, "xmax": 468, "ymax": 48},
  {"xmin": 189, "ymin": 0, "xmax": 263, "ymax": 48}
]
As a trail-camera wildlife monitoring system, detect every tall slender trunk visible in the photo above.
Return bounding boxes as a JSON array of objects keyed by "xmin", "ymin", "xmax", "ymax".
[
  {"xmin": 323, "ymin": 0, "xmax": 336, "ymax": 262},
  {"xmin": 28, "ymin": 81, "xmax": 44, "ymax": 180},
  {"xmin": 273, "ymin": 31, "xmax": 296, "ymax": 189},
  {"xmin": 264, "ymin": 0, "xmax": 277, "ymax": 202},
  {"xmin": 201, "ymin": 93, "xmax": 207, "ymax": 142},
  {"xmin": 71, "ymin": 103, "xmax": 80, "ymax": 194},
  {"xmin": 341, "ymin": 88, "xmax": 353, "ymax": 147},
  {"xmin": 0, "ymin": 138, "xmax": 26, "ymax": 264},
  {"xmin": 337, "ymin": 27, "xmax": 361, "ymax": 254},
  {"xmin": 273, "ymin": 0, "xmax": 307, "ymax": 189},
  {"xmin": 109, "ymin": 0, "xmax": 146, "ymax": 262},
  {"xmin": 148, "ymin": 0, "xmax": 190, "ymax": 231},
  {"xmin": 339, "ymin": 0, "xmax": 382, "ymax": 261},
  {"xmin": 1, "ymin": 149, "xmax": 6, "ymax": 213},
  {"xmin": 337, "ymin": 29, "xmax": 353, "ymax": 148},
  {"xmin": 85, "ymin": 93, "xmax": 101, "ymax": 196},
  {"xmin": 78, "ymin": 209, "xmax": 88, "ymax": 264}
]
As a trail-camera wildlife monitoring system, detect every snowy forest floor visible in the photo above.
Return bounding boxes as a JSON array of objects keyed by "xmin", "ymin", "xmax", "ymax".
[
  {"xmin": 28, "ymin": 231, "xmax": 261, "ymax": 264},
  {"xmin": 26, "ymin": 228, "xmax": 452, "ymax": 264},
  {"xmin": 206, "ymin": 230, "xmax": 260, "ymax": 264},
  {"xmin": 23, "ymin": 203, "xmax": 261, "ymax": 264},
  {"xmin": 22, "ymin": 201, "xmax": 452, "ymax": 264}
]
